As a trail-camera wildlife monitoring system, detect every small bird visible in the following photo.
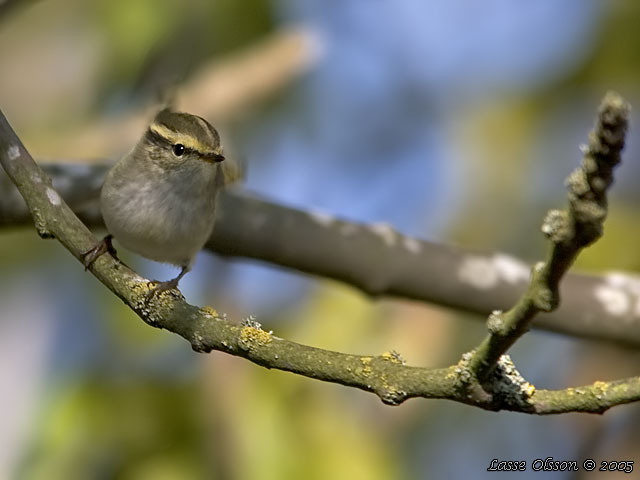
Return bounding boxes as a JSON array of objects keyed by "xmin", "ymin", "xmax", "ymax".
[{"xmin": 84, "ymin": 108, "xmax": 240, "ymax": 299}]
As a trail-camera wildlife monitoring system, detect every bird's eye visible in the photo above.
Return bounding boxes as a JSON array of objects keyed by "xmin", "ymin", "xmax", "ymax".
[{"xmin": 172, "ymin": 144, "xmax": 185, "ymax": 156}]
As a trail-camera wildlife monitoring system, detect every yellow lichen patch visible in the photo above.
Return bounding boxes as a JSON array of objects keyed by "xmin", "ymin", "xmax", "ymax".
[
  {"xmin": 380, "ymin": 350, "xmax": 404, "ymax": 365},
  {"xmin": 592, "ymin": 380, "xmax": 608, "ymax": 399},
  {"xmin": 523, "ymin": 382, "xmax": 535, "ymax": 397},
  {"xmin": 357, "ymin": 356, "xmax": 373, "ymax": 377},
  {"xmin": 593, "ymin": 380, "xmax": 607, "ymax": 390},
  {"xmin": 238, "ymin": 325, "xmax": 272, "ymax": 351},
  {"xmin": 128, "ymin": 279, "xmax": 149, "ymax": 295},
  {"xmin": 201, "ymin": 306, "xmax": 219, "ymax": 318},
  {"xmin": 128, "ymin": 280, "xmax": 157, "ymax": 308}
]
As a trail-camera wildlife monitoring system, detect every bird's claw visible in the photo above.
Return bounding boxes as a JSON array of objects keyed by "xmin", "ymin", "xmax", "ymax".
[
  {"xmin": 82, "ymin": 235, "xmax": 117, "ymax": 270},
  {"xmin": 144, "ymin": 265, "xmax": 189, "ymax": 303},
  {"xmin": 144, "ymin": 278, "xmax": 180, "ymax": 303}
]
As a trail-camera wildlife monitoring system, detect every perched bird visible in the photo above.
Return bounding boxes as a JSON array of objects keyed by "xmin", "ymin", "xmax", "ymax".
[{"xmin": 84, "ymin": 108, "xmax": 240, "ymax": 299}]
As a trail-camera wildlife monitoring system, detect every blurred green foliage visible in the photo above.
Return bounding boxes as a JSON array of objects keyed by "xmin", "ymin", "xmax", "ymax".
[
  {"xmin": 91, "ymin": 0, "xmax": 273, "ymax": 107},
  {"xmin": 19, "ymin": 380, "xmax": 207, "ymax": 479}
]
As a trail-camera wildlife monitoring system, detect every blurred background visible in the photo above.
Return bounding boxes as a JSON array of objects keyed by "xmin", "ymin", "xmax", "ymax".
[{"xmin": 1, "ymin": 0, "xmax": 640, "ymax": 478}]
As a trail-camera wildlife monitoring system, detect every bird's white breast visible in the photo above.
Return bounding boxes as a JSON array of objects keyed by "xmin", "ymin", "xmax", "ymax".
[{"xmin": 101, "ymin": 157, "xmax": 220, "ymax": 266}]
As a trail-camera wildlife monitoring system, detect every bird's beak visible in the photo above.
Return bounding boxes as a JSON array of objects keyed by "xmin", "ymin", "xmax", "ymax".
[{"xmin": 203, "ymin": 153, "xmax": 225, "ymax": 163}]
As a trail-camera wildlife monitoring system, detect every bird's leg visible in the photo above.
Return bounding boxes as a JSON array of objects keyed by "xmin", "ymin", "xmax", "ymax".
[
  {"xmin": 82, "ymin": 234, "xmax": 118, "ymax": 270},
  {"xmin": 145, "ymin": 264, "xmax": 190, "ymax": 302}
]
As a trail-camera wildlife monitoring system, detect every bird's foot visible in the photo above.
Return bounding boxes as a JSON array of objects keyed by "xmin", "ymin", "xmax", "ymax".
[
  {"xmin": 144, "ymin": 265, "xmax": 189, "ymax": 303},
  {"xmin": 82, "ymin": 235, "xmax": 118, "ymax": 270},
  {"xmin": 145, "ymin": 277, "xmax": 180, "ymax": 303}
]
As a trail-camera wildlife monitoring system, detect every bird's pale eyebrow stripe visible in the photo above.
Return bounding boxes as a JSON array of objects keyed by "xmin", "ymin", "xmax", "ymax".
[{"xmin": 149, "ymin": 123, "xmax": 219, "ymax": 156}]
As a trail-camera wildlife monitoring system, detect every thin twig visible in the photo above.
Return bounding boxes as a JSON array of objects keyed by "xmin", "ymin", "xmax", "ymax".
[{"xmin": 465, "ymin": 92, "xmax": 630, "ymax": 384}]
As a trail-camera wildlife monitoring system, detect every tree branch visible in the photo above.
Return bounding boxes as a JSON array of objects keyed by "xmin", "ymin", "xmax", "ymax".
[
  {"xmin": 1, "ymin": 95, "xmax": 638, "ymax": 414},
  {"xmin": 2, "ymin": 163, "xmax": 640, "ymax": 347},
  {"xmin": 465, "ymin": 92, "xmax": 630, "ymax": 384}
]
